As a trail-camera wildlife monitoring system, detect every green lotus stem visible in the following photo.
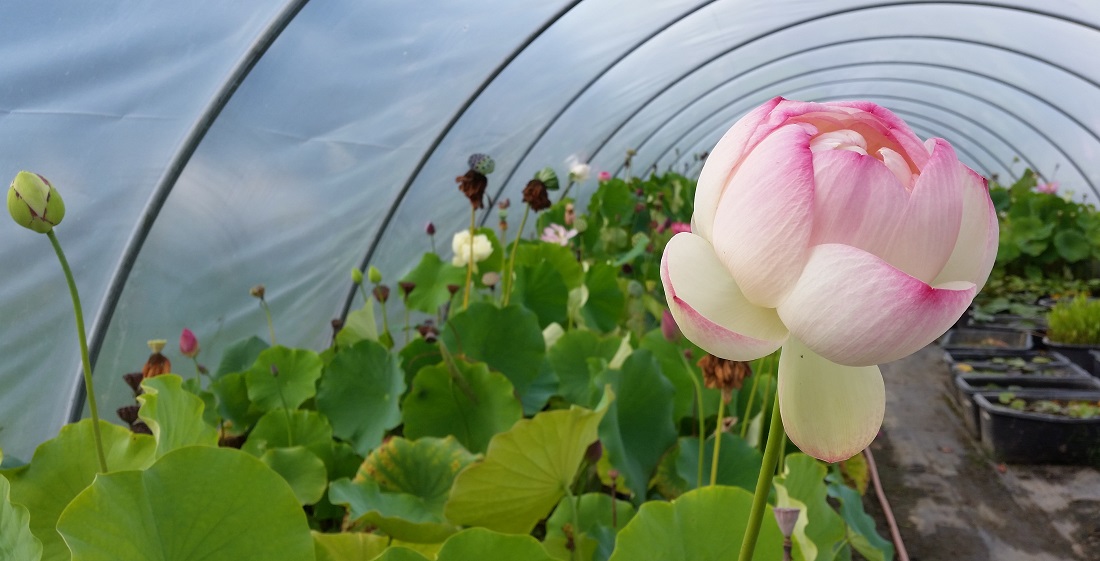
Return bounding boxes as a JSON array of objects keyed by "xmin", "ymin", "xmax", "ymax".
[
  {"xmin": 740, "ymin": 369, "xmax": 761, "ymax": 439},
  {"xmin": 379, "ymin": 299, "xmax": 391, "ymax": 344},
  {"xmin": 191, "ymin": 357, "xmax": 206, "ymax": 381},
  {"xmin": 776, "ymin": 430, "xmax": 787, "ymax": 475},
  {"xmin": 48, "ymin": 230, "xmax": 108, "ymax": 473},
  {"xmin": 564, "ymin": 483, "xmax": 580, "ymax": 561},
  {"xmin": 260, "ymin": 300, "xmax": 277, "ymax": 346},
  {"xmin": 404, "ymin": 306, "xmax": 411, "ymax": 345},
  {"xmin": 679, "ymin": 352, "xmax": 706, "ymax": 489},
  {"xmin": 462, "ymin": 207, "xmax": 475, "ymax": 311},
  {"xmin": 501, "ymin": 204, "xmax": 530, "ymax": 306},
  {"xmin": 737, "ymin": 386, "xmax": 786, "ymax": 561},
  {"xmin": 710, "ymin": 399, "xmax": 725, "ymax": 486}
]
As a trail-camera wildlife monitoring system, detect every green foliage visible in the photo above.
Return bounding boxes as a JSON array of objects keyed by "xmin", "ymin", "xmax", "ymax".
[
  {"xmin": 245, "ymin": 346, "xmax": 324, "ymax": 412},
  {"xmin": 137, "ymin": 374, "xmax": 219, "ymax": 458},
  {"xmin": 400, "ymin": 253, "xmax": 466, "ymax": 314},
  {"xmin": 439, "ymin": 303, "xmax": 547, "ymax": 400},
  {"xmin": 774, "ymin": 454, "xmax": 848, "ymax": 561},
  {"xmin": 675, "ymin": 433, "xmax": 763, "ymax": 492},
  {"xmin": 0, "ymin": 474, "xmax": 42, "ymax": 561},
  {"xmin": 1046, "ymin": 296, "xmax": 1100, "ymax": 344},
  {"xmin": 316, "ymin": 340, "xmax": 405, "ymax": 455},
  {"xmin": 56, "ymin": 447, "xmax": 314, "ymax": 561}
]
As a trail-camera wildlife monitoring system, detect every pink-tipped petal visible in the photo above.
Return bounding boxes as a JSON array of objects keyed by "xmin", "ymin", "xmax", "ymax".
[
  {"xmin": 880, "ymin": 139, "xmax": 964, "ymax": 283},
  {"xmin": 778, "ymin": 337, "xmax": 884, "ymax": 463},
  {"xmin": 933, "ymin": 168, "xmax": 999, "ymax": 288},
  {"xmin": 809, "ymin": 150, "xmax": 907, "ymax": 258},
  {"xmin": 828, "ymin": 100, "xmax": 930, "ymax": 169},
  {"xmin": 694, "ymin": 97, "xmax": 785, "ymax": 241},
  {"xmin": 660, "ymin": 232, "xmax": 788, "ymax": 361},
  {"xmin": 710, "ymin": 122, "xmax": 816, "ymax": 308},
  {"xmin": 777, "ymin": 244, "xmax": 976, "ymax": 367}
]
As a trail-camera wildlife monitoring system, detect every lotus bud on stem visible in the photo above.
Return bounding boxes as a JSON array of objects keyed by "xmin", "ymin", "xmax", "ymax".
[
  {"xmin": 8, "ymin": 171, "xmax": 107, "ymax": 472},
  {"xmin": 503, "ymin": 178, "xmax": 550, "ymax": 305},
  {"xmin": 250, "ymin": 285, "xmax": 277, "ymax": 345},
  {"xmin": 399, "ymin": 281, "xmax": 415, "ymax": 345},
  {"xmin": 426, "ymin": 221, "xmax": 437, "ymax": 254}
]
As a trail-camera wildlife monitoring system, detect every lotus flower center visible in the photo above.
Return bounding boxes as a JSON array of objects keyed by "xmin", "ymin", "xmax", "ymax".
[{"xmin": 810, "ymin": 129, "xmax": 916, "ymax": 190}]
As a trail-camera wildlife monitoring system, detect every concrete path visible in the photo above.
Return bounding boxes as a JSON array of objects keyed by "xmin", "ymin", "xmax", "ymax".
[{"xmin": 870, "ymin": 345, "xmax": 1100, "ymax": 561}]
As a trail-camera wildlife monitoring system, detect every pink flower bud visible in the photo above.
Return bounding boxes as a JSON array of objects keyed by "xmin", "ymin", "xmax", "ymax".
[
  {"xmin": 598, "ymin": 171, "xmax": 611, "ymax": 182},
  {"xmin": 179, "ymin": 328, "xmax": 200, "ymax": 358},
  {"xmin": 426, "ymin": 221, "xmax": 436, "ymax": 235}
]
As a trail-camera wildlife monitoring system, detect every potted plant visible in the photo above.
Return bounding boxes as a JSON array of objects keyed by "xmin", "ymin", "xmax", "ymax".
[
  {"xmin": 975, "ymin": 391, "xmax": 1100, "ymax": 465},
  {"xmin": 951, "ymin": 368, "xmax": 1100, "ymax": 439},
  {"xmin": 1043, "ymin": 296, "xmax": 1100, "ymax": 375}
]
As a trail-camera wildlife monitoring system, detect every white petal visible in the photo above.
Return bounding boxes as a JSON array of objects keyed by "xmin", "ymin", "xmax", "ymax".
[
  {"xmin": 779, "ymin": 337, "xmax": 884, "ymax": 463},
  {"xmin": 932, "ymin": 168, "xmax": 999, "ymax": 287},
  {"xmin": 777, "ymin": 244, "xmax": 976, "ymax": 366},
  {"xmin": 710, "ymin": 122, "xmax": 816, "ymax": 308},
  {"xmin": 660, "ymin": 232, "xmax": 788, "ymax": 361}
]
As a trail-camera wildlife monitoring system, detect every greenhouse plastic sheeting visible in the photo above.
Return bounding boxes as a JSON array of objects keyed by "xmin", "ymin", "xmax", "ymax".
[{"xmin": 1, "ymin": 0, "xmax": 1099, "ymax": 460}]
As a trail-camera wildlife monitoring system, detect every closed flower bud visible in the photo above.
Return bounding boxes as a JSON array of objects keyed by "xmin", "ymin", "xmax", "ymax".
[
  {"xmin": 368, "ymin": 266, "xmax": 383, "ymax": 284},
  {"xmin": 8, "ymin": 171, "xmax": 65, "ymax": 233},
  {"xmin": 426, "ymin": 221, "xmax": 436, "ymax": 236},
  {"xmin": 179, "ymin": 328, "xmax": 200, "ymax": 358},
  {"xmin": 351, "ymin": 268, "xmax": 364, "ymax": 285},
  {"xmin": 597, "ymin": 171, "xmax": 611, "ymax": 182}
]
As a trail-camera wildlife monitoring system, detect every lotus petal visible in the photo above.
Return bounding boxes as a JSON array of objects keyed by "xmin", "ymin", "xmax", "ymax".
[
  {"xmin": 777, "ymin": 243, "xmax": 975, "ymax": 366},
  {"xmin": 808, "ymin": 149, "xmax": 907, "ymax": 259},
  {"xmin": 661, "ymin": 232, "xmax": 787, "ymax": 361},
  {"xmin": 778, "ymin": 337, "xmax": 884, "ymax": 463},
  {"xmin": 932, "ymin": 168, "xmax": 999, "ymax": 287},
  {"xmin": 710, "ymin": 122, "xmax": 816, "ymax": 308}
]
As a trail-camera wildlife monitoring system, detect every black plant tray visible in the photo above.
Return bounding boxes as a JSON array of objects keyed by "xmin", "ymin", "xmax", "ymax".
[
  {"xmin": 942, "ymin": 349, "xmax": 1069, "ymax": 371},
  {"xmin": 975, "ymin": 392, "xmax": 1100, "ymax": 465},
  {"xmin": 1043, "ymin": 338, "xmax": 1100, "ymax": 377},
  {"xmin": 951, "ymin": 373, "xmax": 1100, "ymax": 439},
  {"xmin": 941, "ymin": 328, "xmax": 1033, "ymax": 356}
]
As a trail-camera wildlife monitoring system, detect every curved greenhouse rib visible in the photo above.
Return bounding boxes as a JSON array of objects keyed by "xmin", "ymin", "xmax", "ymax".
[
  {"xmin": 655, "ymin": 63, "xmax": 1098, "ymax": 199},
  {"xmin": 606, "ymin": 33, "xmax": 1080, "ymax": 179},
  {"xmin": 341, "ymin": 0, "xmax": 585, "ymax": 320},
  {"xmin": 67, "ymin": 0, "xmax": 312, "ymax": 423}
]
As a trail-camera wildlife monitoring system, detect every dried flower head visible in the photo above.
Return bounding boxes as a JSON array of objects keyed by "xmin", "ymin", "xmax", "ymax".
[
  {"xmin": 143, "ymin": 339, "xmax": 172, "ymax": 379},
  {"xmin": 122, "ymin": 372, "xmax": 144, "ymax": 395},
  {"xmin": 468, "ymin": 153, "xmax": 495, "ymax": 175},
  {"xmin": 522, "ymin": 179, "xmax": 551, "ymax": 211},
  {"xmin": 250, "ymin": 284, "xmax": 266, "ymax": 299},
  {"xmin": 698, "ymin": 354, "xmax": 752, "ymax": 403},
  {"xmin": 456, "ymin": 170, "xmax": 488, "ymax": 209},
  {"xmin": 373, "ymin": 284, "xmax": 391, "ymax": 304},
  {"xmin": 398, "ymin": 281, "xmax": 416, "ymax": 299}
]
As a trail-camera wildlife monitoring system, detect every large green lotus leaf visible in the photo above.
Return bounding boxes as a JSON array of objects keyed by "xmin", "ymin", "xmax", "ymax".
[
  {"xmin": 548, "ymin": 330, "xmax": 622, "ymax": 408},
  {"xmin": 330, "ymin": 441, "xmax": 364, "ymax": 481},
  {"xmin": 0, "ymin": 474, "xmax": 42, "ymax": 560},
  {"xmin": 312, "ymin": 531, "xmax": 389, "ymax": 561},
  {"xmin": 243, "ymin": 409, "xmax": 335, "ymax": 470},
  {"xmin": 317, "ymin": 340, "xmax": 405, "ymax": 455},
  {"xmin": 214, "ymin": 335, "xmax": 269, "ymax": 379},
  {"xmin": 245, "ymin": 346, "xmax": 323, "ymax": 412},
  {"xmin": 435, "ymin": 528, "xmax": 555, "ymax": 561},
  {"xmin": 358, "ymin": 436, "xmax": 477, "ymax": 510},
  {"xmin": 181, "ymin": 377, "xmax": 221, "ymax": 427},
  {"xmin": 675, "ymin": 434, "xmax": 763, "ymax": 493},
  {"xmin": 638, "ymin": 330, "xmax": 720, "ymax": 420},
  {"xmin": 260, "ymin": 446, "xmax": 328, "ymax": 505},
  {"xmin": 336, "ymin": 303, "xmax": 380, "ymax": 347},
  {"xmin": 444, "ymin": 394, "xmax": 611, "ymax": 534},
  {"xmin": 522, "ymin": 358, "xmax": 559, "ymax": 416},
  {"xmin": 515, "ymin": 241, "xmax": 584, "ymax": 289},
  {"xmin": 399, "ymin": 338, "xmax": 442, "ymax": 389},
  {"xmin": 210, "ymin": 371, "xmax": 263, "ymax": 430},
  {"xmin": 401, "ymin": 253, "xmax": 466, "ymax": 314},
  {"xmin": 580, "ymin": 264, "xmax": 625, "ymax": 333},
  {"xmin": 402, "ymin": 361, "xmax": 522, "ymax": 454},
  {"xmin": 137, "ymin": 374, "xmax": 218, "ymax": 458},
  {"xmin": 439, "ymin": 303, "xmax": 545, "ymax": 397},
  {"xmin": 329, "ymin": 477, "xmax": 457, "ymax": 543},
  {"xmin": 510, "ymin": 262, "xmax": 569, "ymax": 329},
  {"xmin": 608, "ymin": 486, "xmax": 782, "ymax": 561},
  {"xmin": 1054, "ymin": 229, "xmax": 1091, "ymax": 262},
  {"xmin": 56, "ymin": 446, "xmax": 314, "ymax": 561},
  {"xmin": 545, "ymin": 493, "xmax": 635, "ymax": 561},
  {"xmin": 826, "ymin": 478, "xmax": 894, "ymax": 561},
  {"xmin": 651, "ymin": 443, "xmax": 689, "ymax": 500},
  {"xmin": 3, "ymin": 420, "xmax": 155, "ymax": 561},
  {"xmin": 775, "ymin": 454, "xmax": 847, "ymax": 561},
  {"xmin": 595, "ymin": 351, "xmax": 677, "ymax": 502},
  {"xmin": 371, "ymin": 548, "xmax": 432, "ymax": 561}
]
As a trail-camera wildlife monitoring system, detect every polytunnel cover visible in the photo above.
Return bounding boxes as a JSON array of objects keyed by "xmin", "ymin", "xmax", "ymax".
[{"xmin": 1, "ymin": 0, "xmax": 1099, "ymax": 460}]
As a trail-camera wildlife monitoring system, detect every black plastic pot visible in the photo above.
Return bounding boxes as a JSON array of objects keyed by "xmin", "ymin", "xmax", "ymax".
[
  {"xmin": 968, "ymin": 313, "xmax": 1047, "ymax": 332},
  {"xmin": 951, "ymin": 373, "xmax": 1100, "ymax": 439},
  {"xmin": 1093, "ymin": 350, "xmax": 1100, "ymax": 378},
  {"xmin": 941, "ymin": 328, "xmax": 1032, "ymax": 356},
  {"xmin": 942, "ymin": 349, "xmax": 1069, "ymax": 370},
  {"xmin": 1043, "ymin": 338, "xmax": 1100, "ymax": 377},
  {"xmin": 975, "ymin": 391, "xmax": 1100, "ymax": 465}
]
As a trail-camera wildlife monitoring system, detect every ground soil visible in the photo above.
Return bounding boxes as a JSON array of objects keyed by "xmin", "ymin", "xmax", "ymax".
[{"xmin": 865, "ymin": 344, "xmax": 1100, "ymax": 561}]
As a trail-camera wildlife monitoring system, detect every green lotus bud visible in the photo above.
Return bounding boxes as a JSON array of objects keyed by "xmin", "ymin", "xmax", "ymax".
[
  {"xmin": 351, "ymin": 268, "xmax": 364, "ymax": 284},
  {"xmin": 368, "ymin": 265, "xmax": 383, "ymax": 284},
  {"xmin": 8, "ymin": 171, "xmax": 65, "ymax": 233}
]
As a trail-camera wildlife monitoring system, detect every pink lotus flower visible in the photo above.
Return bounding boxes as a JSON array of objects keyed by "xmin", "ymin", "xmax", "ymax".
[
  {"xmin": 179, "ymin": 328, "xmax": 200, "ymax": 358},
  {"xmin": 598, "ymin": 171, "xmax": 612, "ymax": 182},
  {"xmin": 1035, "ymin": 181, "xmax": 1058, "ymax": 194},
  {"xmin": 669, "ymin": 222, "xmax": 691, "ymax": 235},
  {"xmin": 661, "ymin": 97, "xmax": 997, "ymax": 462},
  {"xmin": 540, "ymin": 223, "xmax": 578, "ymax": 246}
]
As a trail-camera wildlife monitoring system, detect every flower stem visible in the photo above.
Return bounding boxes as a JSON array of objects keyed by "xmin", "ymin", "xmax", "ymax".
[
  {"xmin": 261, "ymin": 300, "xmax": 277, "ymax": 346},
  {"xmin": 558, "ymin": 179, "xmax": 576, "ymax": 202},
  {"xmin": 462, "ymin": 207, "xmax": 475, "ymax": 311},
  {"xmin": 404, "ymin": 306, "xmax": 410, "ymax": 346},
  {"xmin": 48, "ymin": 230, "xmax": 108, "ymax": 473},
  {"xmin": 379, "ymin": 299, "xmax": 391, "ymax": 344},
  {"xmin": 710, "ymin": 398, "xmax": 725, "ymax": 486},
  {"xmin": 679, "ymin": 352, "xmax": 706, "ymax": 489},
  {"xmin": 740, "ymin": 362, "xmax": 763, "ymax": 439},
  {"xmin": 564, "ymin": 483, "xmax": 580, "ymax": 561},
  {"xmin": 501, "ymin": 204, "xmax": 530, "ymax": 306},
  {"xmin": 737, "ymin": 385, "xmax": 786, "ymax": 561}
]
